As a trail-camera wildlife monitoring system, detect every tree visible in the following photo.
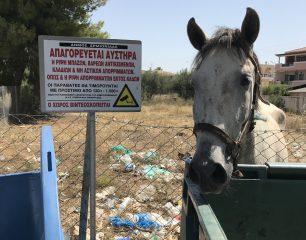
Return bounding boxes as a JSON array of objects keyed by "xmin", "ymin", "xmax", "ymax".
[
  {"xmin": 172, "ymin": 69, "xmax": 193, "ymax": 100},
  {"xmin": 0, "ymin": 0, "xmax": 108, "ymax": 113},
  {"xmin": 141, "ymin": 69, "xmax": 193, "ymax": 101},
  {"xmin": 141, "ymin": 70, "xmax": 159, "ymax": 100}
]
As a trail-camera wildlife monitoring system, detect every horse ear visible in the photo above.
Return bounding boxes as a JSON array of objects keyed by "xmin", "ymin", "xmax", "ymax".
[
  {"xmin": 241, "ymin": 7, "xmax": 260, "ymax": 46},
  {"xmin": 187, "ymin": 18, "xmax": 207, "ymax": 51}
]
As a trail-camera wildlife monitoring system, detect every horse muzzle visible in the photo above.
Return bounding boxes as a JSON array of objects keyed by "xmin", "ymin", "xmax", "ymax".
[{"xmin": 188, "ymin": 154, "xmax": 232, "ymax": 194}]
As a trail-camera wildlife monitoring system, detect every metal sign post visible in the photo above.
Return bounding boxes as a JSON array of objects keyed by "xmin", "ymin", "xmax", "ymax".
[
  {"xmin": 39, "ymin": 36, "xmax": 141, "ymax": 240},
  {"xmin": 79, "ymin": 112, "xmax": 96, "ymax": 240},
  {"xmin": 78, "ymin": 116, "xmax": 90, "ymax": 239},
  {"xmin": 88, "ymin": 112, "xmax": 96, "ymax": 240}
]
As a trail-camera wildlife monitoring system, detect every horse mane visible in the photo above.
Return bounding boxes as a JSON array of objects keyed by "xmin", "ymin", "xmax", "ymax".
[{"xmin": 192, "ymin": 27, "xmax": 262, "ymax": 86}]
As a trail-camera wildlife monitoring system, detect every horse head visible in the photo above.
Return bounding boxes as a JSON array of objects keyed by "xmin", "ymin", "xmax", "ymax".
[{"xmin": 187, "ymin": 8, "xmax": 261, "ymax": 193}]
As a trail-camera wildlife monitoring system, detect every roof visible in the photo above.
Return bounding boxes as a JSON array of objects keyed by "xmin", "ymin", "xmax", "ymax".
[
  {"xmin": 275, "ymin": 47, "xmax": 306, "ymax": 57},
  {"xmin": 289, "ymin": 87, "xmax": 306, "ymax": 93}
]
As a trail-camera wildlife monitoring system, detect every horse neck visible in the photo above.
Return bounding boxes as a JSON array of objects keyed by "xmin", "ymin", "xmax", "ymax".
[{"xmin": 239, "ymin": 131, "xmax": 256, "ymax": 164}]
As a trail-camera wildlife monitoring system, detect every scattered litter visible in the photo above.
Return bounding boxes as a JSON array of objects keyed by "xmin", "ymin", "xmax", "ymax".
[
  {"xmin": 133, "ymin": 149, "xmax": 157, "ymax": 162},
  {"xmin": 74, "ymin": 207, "xmax": 81, "ymax": 213},
  {"xmin": 58, "ymin": 171, "xmax": 69, "ymax": 181},
  {"xmin": 110, "ymin": 213, "xmax": 161, "ymax": 231},
  {"xmin": 73, "ymin": 226, "xmax": 90, "ymax": 239},
  {"xmin": 111, "ymin": 145, "xmax": 134, "ymax": 156},
  {"xmin": 142, "ymin": 165, "xmax": 171, "ymax": 179},
  {"xmin": 118, "ymin": 197, "xmax": 133, "ymax": 214},
  {"xmin": 109, "ymin": 216, "xmax": 135, "ymax": 229},
  {"xmin": 32, "ymin": 156, "xmax": 40, "ymax": 163},
  {"xmin": 126, "ymin": 212, "xmax": 173, "ymax": 228},
  {"xmin": 125, "ymin": 162, "xmax": 136, "ymax": 172},
  {"xmin": 164, "ymin": 202, "xmax": 181, "ymax": 218},
  {"xmin": 118, "ymin": 154, "xmax": 133, "ymax": 164},
  {"xmin": 159, "ymin": 158, "xmax": 177, "ymax": 170},
  {"xmin": 96, "ymin": 232, "xmax": 104, "ymax": 240},
  {"xmin": 67, "ymin": 206, "xmax": 79, "ymax": 214},
  {"xmin": 293, "ymin": 150, "xmax": 304, "ymax": 158},
  {"xmin": 135, "ymin": 184, "xmax": 156, "ymax": 202},
  {"xmin": 103, "ymin": 198, "xmax": 116, "ymax": 209},
  {"xmin": 149, "ymin": 213, "xmax": 172, "ymax": 227},
  {"xmin": 150, "ymin": 236, "xmax": 159, "ymax": 240},
  {"xmin": 96, "ymin": 186, "xmax": 116, "ymax": 200},
  {"xmin": 105, "ymin": 146, "xmax": 183, "ymax": 239},
  {"xmin": 114, "ymin": 237, "xmax": 130, "ymax": 240},
  {"xmin": 143, "ymin": 149, "xmax": 157, "ymax": 162},
  {"xmin": 171, "ymin": 216, "xmax": 181, "ymax": 228},
  {"xmin": 134, "ymin": 213, "xmax": 161, "ymax": 230},
  {"xmin": 111, "ymin": 145, "xmax": 134, "ymax": 163},
  {"xmin": 110, "ymin": 163, "xmax": 122, "ymax": 171},
  {"xmin": 292, "ymin": 142, "xmax": 300, "ymax": 149}
]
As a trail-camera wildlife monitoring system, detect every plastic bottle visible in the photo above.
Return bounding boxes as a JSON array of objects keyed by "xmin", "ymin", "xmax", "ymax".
[{"xmin": 118, "ymin": 197, "xmax": 132, "ymax": 214}]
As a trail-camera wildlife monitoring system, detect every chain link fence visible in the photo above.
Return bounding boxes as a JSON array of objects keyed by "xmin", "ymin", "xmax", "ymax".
[{"xmin": 0, "ymin": 113, "xmax": 305, "ymax": 239}]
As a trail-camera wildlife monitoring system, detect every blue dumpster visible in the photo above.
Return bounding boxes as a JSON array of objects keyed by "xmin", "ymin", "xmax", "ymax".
[{"xmin": 0, "ymin": 126, "xmax": 64, "ymax": 240}]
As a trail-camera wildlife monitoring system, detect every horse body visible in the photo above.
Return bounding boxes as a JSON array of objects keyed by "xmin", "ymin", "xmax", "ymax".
[
  {"xmin": 187, "ymin": 8, "xmax": 288, "ymax": 193},
  {"xmin": 239, "ymin": 100, "xmax": 288, "ymax": 165}
]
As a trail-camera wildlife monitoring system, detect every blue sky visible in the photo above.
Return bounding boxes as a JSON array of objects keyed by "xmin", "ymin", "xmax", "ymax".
[{"xmin": 91, "ymin": 0, "xmax": 306, "ymax": 73}]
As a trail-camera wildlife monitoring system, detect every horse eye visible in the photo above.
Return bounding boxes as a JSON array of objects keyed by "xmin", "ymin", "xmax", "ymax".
[{"xmin": 240, "ymin": 75, "xmax": 251, "ymax": 87}]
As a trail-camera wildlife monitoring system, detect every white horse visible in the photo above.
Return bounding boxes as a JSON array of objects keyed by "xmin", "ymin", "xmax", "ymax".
[{"xmin": 187, "ymin": 8, "xmax": 288, "ymax": 193}]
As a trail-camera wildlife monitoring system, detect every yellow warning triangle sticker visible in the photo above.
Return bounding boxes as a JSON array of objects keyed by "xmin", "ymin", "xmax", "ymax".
[{"xmin": 113, "ymin": 84, "xmax": 139, "ymax": 107}]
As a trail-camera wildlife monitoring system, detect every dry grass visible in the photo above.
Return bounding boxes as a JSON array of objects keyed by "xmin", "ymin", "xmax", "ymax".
[
  {"xmin": 101, "ymin": 95, "xmax": 193, "ymax": 127},
  {"xmin": 101, "ymin": 94, "xmax": 305, "ymax": 130},
  {"xmin": 286, "ymin": 112, "xmax": 306, "ymax": 130}
]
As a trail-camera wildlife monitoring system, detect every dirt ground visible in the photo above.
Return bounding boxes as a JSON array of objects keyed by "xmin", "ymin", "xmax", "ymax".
[{"xmin": 0, "ymin": 97, "xmax": 305, "ymax": 239}]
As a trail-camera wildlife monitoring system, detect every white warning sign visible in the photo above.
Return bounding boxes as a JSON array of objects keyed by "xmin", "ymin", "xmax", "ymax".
[{"xmin": 39, "ymin": 36, "xmax": 141, "ymax": 112}]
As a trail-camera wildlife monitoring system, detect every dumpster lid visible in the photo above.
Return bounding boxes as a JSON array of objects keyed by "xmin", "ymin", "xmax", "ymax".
[{"xmin": 237, "ymin": 162, "xmax": 306, "ymax": 180}]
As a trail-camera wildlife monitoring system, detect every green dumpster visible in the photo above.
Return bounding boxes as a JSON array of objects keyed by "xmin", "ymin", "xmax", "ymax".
[{"xmin": 181, "ymin": 162, "xmax": 306, "ymax": 240}]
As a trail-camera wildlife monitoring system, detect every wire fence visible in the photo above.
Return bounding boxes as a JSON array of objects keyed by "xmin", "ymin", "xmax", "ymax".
[{"xmin": 0, "ymin": 113, "xmax": 305, "ymax": 240}]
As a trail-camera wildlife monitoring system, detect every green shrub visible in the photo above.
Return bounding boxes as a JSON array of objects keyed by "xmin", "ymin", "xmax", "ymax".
[
  {"xmin": 269, "ymin": 94, "xmax": 285, "ymax": 109},
  {"xmin": 96, "ymin": 175, "xmax": 112, "ymax": 188},
  {"xmin": 262, "ymin": 84, "xmax": 288, "ymax": 109},
  {"xmin": 262, "ymin": 84, "xmax": 288, "ymax": 96}
]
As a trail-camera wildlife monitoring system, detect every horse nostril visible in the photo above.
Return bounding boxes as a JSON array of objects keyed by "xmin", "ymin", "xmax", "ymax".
[{"xmin": 212, "ymin": 163, "xmax": 227, "ymax": 184}]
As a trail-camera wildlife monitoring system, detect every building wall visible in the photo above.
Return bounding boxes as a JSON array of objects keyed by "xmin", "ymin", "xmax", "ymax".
[
  {"xmin": 275, "ymin": 52, "xmax": 306, "ymax": 87},
  {"xmin": 283, "ymin": 96, "xmax": 306, "ymax": 113},
  {"xmin": 274, "ymin": 68, "xmax": 306, "ymax": 86},
  {"xmin": 260, "ymin": 64, "xmax": 275, "ymax": 86}
]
